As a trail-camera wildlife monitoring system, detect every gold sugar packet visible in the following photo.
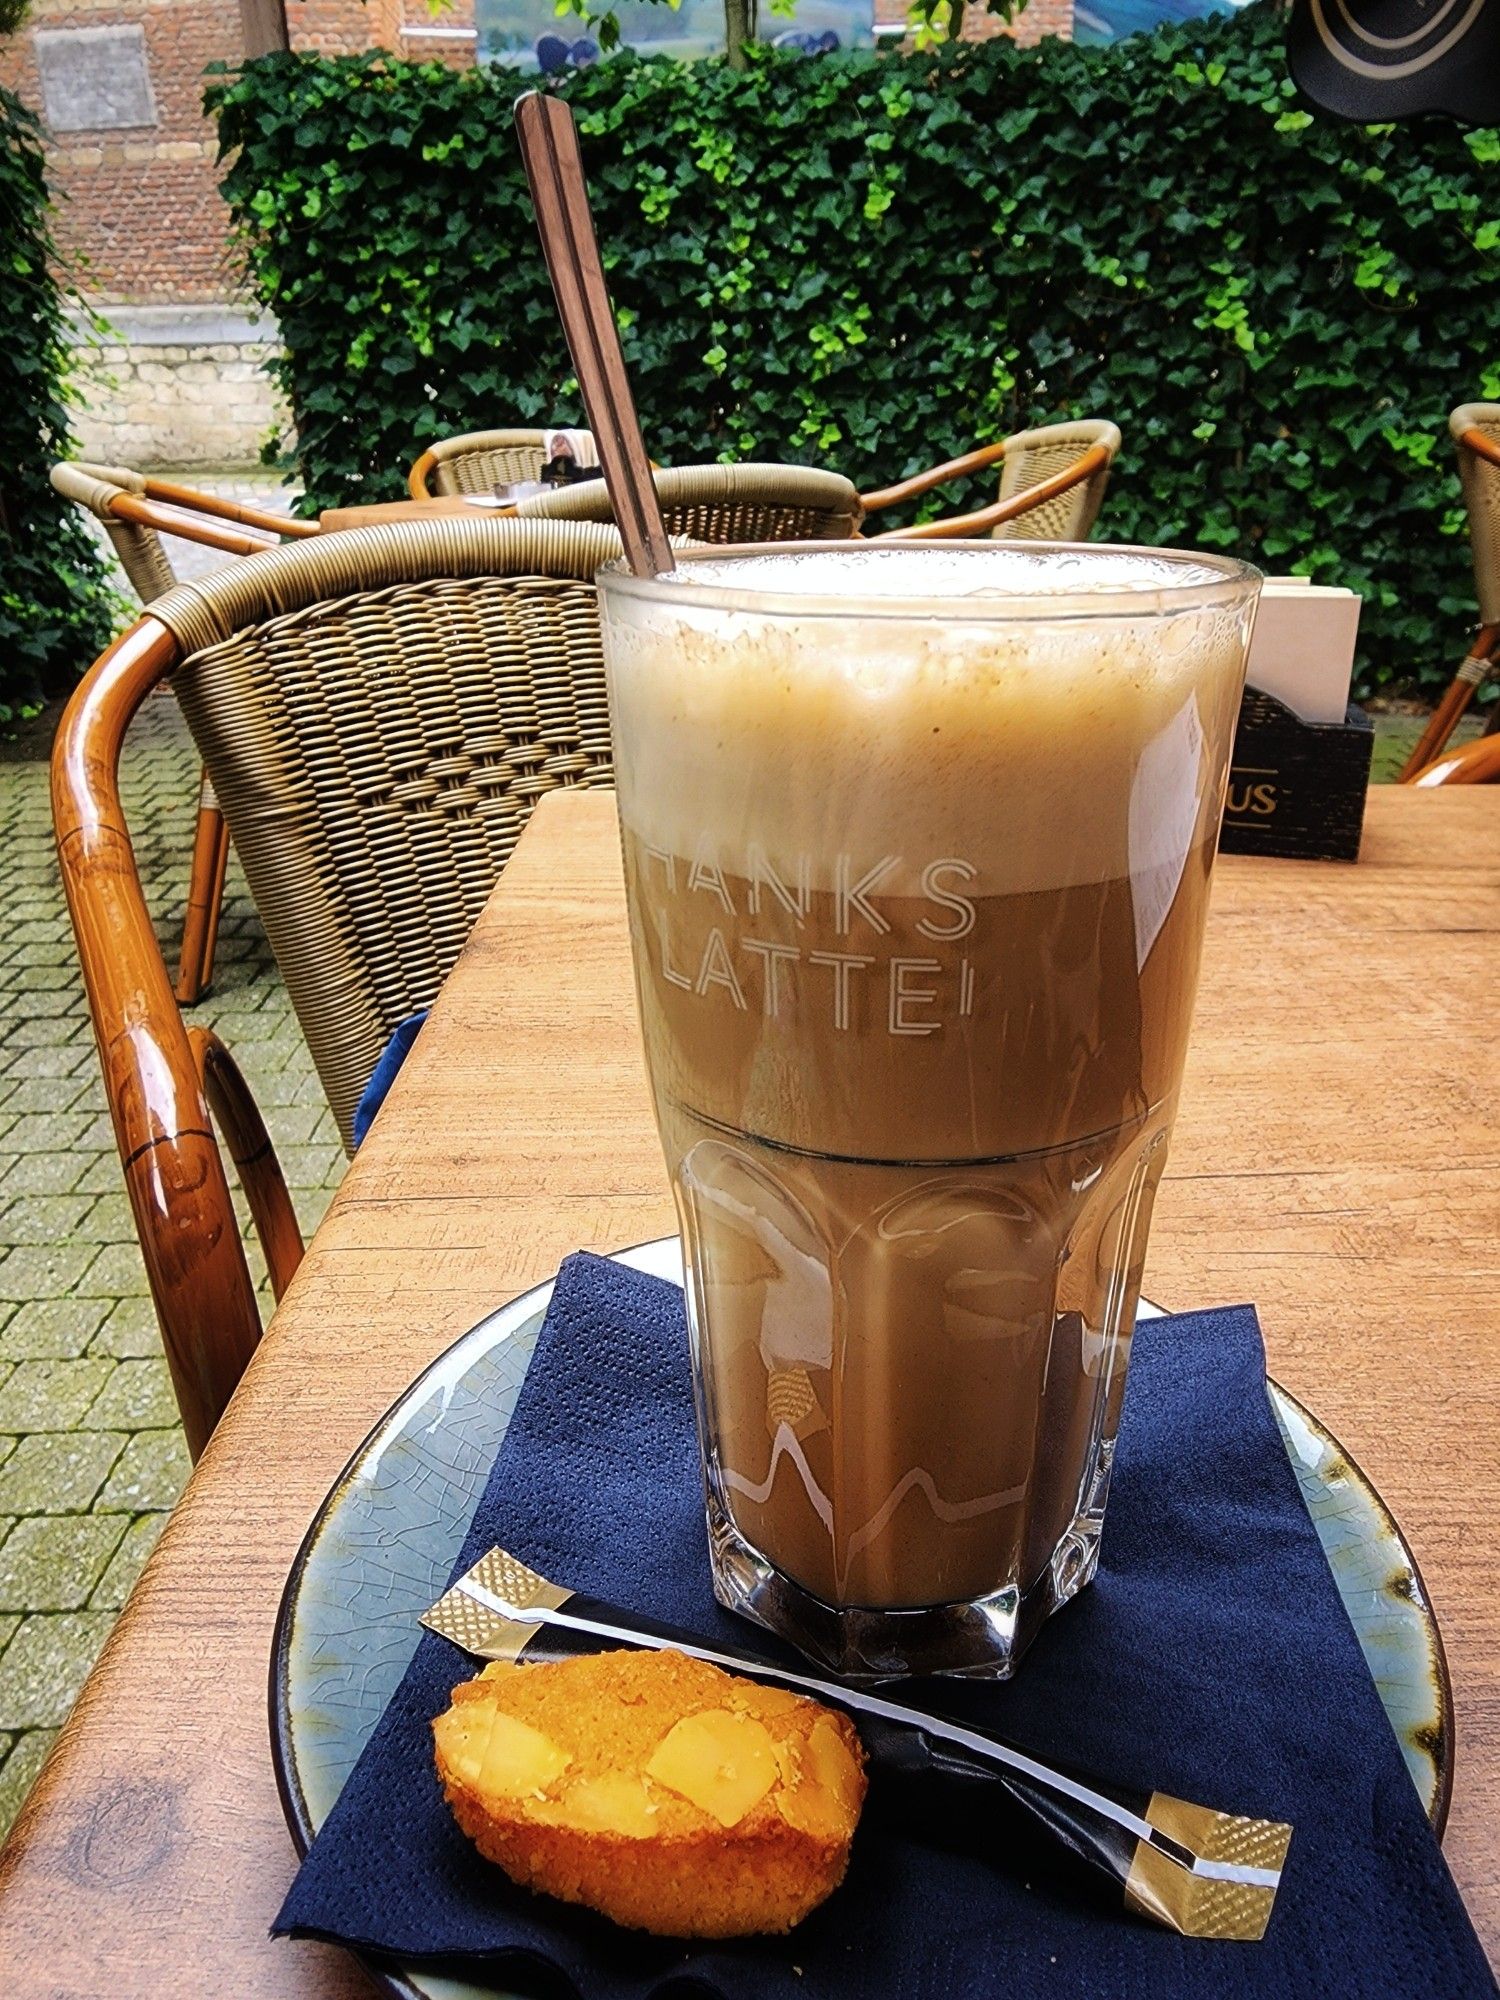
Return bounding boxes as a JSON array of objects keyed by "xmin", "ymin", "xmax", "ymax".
[{"xmin": 423, "ymin": 1548, "xmax": 1293, "ymax": 1941}]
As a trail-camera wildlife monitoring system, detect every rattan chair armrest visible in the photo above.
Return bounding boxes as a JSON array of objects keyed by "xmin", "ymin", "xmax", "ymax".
[
  {"xmin": 58, "ymin": 461, "xmax": 314, "ymax": 545},
  {"xmin": 52, "ymin": 617, "xmax": 263, "ymax": 1459},
  {"xmin": 113, "ymin": 492, "xmax": 282, "ymax": 557},
  {"xmin": 51, "ymin": 461, "xmax": 134, "ymax": 516},
  {"xmin": 189, "ymin": 1028, "xmax": 304, "ymax": 1300},
  {"xmin": 142, "ymin": 476, "xmax": 321, "ymax": 540},
  {"xmin": 871, "ymin": 443, "xmax": 1113, "ymax": 542},
  {"xmin": 408, "ymin": 446, "xmax": 440, "ymax": 501},
  {"xmin": 54, "ymin": 462, "xmax": 285, "ymax": 556},
  {"xmin": 1408, "ymin": 734, "xmax": 1500, "ymax": 786},
  {"xmin": 1459, "ymin": 426, "xmax": 1500, "ymax": 472},
  {"xmin": 70, "ymin": 460, "xmax": 150, "ymax": 493},
  {"xmin": 859, "ymin": 440, "xmax": 1010, "ymax": 514}
]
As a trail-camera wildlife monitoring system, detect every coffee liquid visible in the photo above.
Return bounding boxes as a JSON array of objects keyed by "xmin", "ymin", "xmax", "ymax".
[{"xmin": 605, "ymin": 548, "xmax": 1250, "ymax": 1616}]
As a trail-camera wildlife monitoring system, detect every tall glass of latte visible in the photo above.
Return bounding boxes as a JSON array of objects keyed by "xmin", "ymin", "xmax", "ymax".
[{"xmin": 599, "ymin": 543, "xmax": 1259, "ymax": 1680}]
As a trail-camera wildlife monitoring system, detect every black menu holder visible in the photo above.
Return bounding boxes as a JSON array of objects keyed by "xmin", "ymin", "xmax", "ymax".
[{"xmin": 1218, "ymin": 686, "xmax": 1374, "ymax": 862}]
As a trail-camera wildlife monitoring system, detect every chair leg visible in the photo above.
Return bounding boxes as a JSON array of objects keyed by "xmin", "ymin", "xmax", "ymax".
[
  {"xmin": 175, "ymin": 772, "xmax": 231, "ymax": 1005},
  {"xmin": 202, "ymin": 806, "xmax": 232, "ymax": 993},
  {"xmin": 1398, "ymin": 624, "xmax": 1500, "ymax": 781}
]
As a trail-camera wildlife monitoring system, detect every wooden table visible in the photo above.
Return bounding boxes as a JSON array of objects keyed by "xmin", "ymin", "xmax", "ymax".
[
  {"xmin": 1, "ymin": 787, "xmax": 1496, "ymax": 1994},
  {"xmin": 318, "ymin": 497, "xmax": 521, "ymax": 533}
]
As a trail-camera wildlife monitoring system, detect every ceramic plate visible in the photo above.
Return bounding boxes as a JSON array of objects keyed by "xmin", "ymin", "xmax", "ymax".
[{"xmin": 269, "ymin": 1239, "xmax": 1453, "ymax": 2000}]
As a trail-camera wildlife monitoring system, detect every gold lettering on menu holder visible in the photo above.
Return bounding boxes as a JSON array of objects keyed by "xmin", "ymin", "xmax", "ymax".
[{"xmin": 1227, "ymin": 779, "xmax": 1279, "ymax": 817}]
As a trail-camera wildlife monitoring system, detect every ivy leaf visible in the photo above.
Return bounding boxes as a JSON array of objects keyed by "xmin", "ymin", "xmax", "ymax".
[{"xmin": 0, "ymin": 80, "xmax": 118, "ymax": 705}]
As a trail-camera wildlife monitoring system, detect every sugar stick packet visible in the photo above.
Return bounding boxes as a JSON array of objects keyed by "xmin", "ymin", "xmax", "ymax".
[{"xmin": 423, "ymin": 1548, "xmax": 1292, "ymax": 1941}]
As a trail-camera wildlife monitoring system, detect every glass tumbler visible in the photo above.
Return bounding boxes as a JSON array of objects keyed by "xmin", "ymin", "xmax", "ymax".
[{"xmin": 600, "ymin": 542, "xmax": 1259, "ymax": 1680}]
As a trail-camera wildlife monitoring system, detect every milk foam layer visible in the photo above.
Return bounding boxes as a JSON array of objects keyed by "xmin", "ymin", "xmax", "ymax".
[
  {"xmin": 658, "ymin": 544, "xmax": 1236, "ymax": 602},
  {"xmin": 603, "ymin": 546, "xmax": 1255, "ymax": 897}
]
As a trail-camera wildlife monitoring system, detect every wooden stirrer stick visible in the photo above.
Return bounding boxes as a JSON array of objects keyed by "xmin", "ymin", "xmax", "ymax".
[{"xmin": 514, "ymin": 91, "xmax": 673, "ymax": 581}]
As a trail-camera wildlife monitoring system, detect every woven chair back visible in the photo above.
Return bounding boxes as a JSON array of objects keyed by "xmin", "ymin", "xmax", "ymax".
[
  {"xmin": 51, "ymin": 460, "xmax": 178, "ymax": 603},
  {"xmin": 416, "ymin": 431, "xmax": 558, "ymax": 497},
  {"xmin": 994, "ymin": 421, "xmax": 1120, "ymax": 542},
  {"xmin": 1451, "ymin": 404, "xmax": 1500, "ymax": 626},
  {"xmin": 519, "ymin": 461, "xmax": 863, "ymax": 544},
  {"xmin": 146, "ymin": 518, "xmax": 635, "ymax": 1149}
]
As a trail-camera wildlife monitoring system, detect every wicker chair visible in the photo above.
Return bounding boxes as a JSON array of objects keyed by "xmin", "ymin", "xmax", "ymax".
[
  {"xmin": 859, "ymin": 420, "xmax": 1121, "ymax": 541},
  {"xmin": 408, "ymin": 429, "xmax": 596, "ymax": 500},
  {"xmin": 52, "ymin": 516, "xmax": 637, "ymax": 1456},
  {"xmin": 50, "ymin": 460, "xmax": 320, "ymax": 1004},
  {"xmin": 1398, "ymin": 405, "xmax": 1500, "ymax": 781},
  {"xmin": 518, "ymin": 461, "xmax": 864, "ymax": 543},
  {"xmin": 1407, "ymin": 733, "xmax": 1500, "ymax": 785}
]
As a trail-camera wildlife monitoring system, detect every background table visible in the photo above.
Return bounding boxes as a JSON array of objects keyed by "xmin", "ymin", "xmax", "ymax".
[
  {"xmin": 1, "ymin": 786, "xmax": 1495, "ymax": 1994},
  {"xmin": 318, "ymin": 496, "xmax": 521, "ymax": 532}
]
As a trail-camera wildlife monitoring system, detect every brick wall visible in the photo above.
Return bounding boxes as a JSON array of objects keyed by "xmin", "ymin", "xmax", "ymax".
[
  {"xmin": 873, "ymin": 0, "xmax": 1074, "ymax": 46},
  {"xmin": 3, "ymin": 0, "xmax": 1063, "ymax": 306},
  {"xmin": 290, "ymin": 0, "xmax": 478, "ymax": 57},
  {"xmin": 287, "ymin": 0, "xmax": 390, "ymax": 54},
  {"xmin": 396, "ymin": 0, "xmax": 483, "ymax": 68},
  {"xmin": 0, "ymin": 0, "xmax": 245, "ymax": 303},
  {"xmin": 966, "ymin": 0, "xmax": 1074, "ymax": 45},
  {"xmin": 0, "ymin": 0, "xmax": 479, "ymax": 306}
]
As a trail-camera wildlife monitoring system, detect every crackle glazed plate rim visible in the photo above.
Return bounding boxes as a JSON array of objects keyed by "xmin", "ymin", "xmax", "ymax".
[{"xmin": 269, "ymin": 1237, "xmax": 1453, "ymax": 2000}]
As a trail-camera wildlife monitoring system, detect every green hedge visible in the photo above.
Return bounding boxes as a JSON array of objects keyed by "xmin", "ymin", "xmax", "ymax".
[
  {"xmin": 210, "ymin": 9, "xmax": 1499, "ymax": 696},
  {"xmin": 0, "ymin": 85, "xmax": 116, "ymax": 724}
]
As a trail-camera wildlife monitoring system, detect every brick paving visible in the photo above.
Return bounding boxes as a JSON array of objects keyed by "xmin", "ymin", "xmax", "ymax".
[{"xmin": 0, "ymin": 482, "xmax": 344, "ymax": 1839}]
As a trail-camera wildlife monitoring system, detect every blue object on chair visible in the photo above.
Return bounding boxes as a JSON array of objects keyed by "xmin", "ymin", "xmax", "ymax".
[{"xmin": 352, "ymin": 1010, "xmax": 428, "ymax": 1148}]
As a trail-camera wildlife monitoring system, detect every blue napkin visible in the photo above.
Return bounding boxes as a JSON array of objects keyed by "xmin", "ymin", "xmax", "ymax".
[
  {"xmin": 275, "ymin": 1253, "xmax": 1498, "ymax": 1998},
  {"xmin": 351, "ymin": 1009, "xmax": 427, "ymax": 1147}
]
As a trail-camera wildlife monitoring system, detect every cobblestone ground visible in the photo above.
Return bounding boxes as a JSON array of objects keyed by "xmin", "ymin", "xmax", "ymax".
[{"xmin": 0, "ymin": 477, "xmax": 343, "ymax": 1839}]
